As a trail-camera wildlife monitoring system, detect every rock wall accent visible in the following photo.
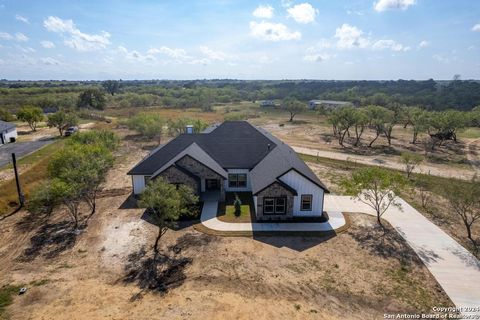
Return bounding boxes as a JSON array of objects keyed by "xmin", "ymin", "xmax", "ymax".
[
  {"xmin": 157, "ymin": 165, "xmax": 199, "ymax": 194},
  {"xmin": 256, "ymin": 181, "xmax": 295, "ymax": 220}
]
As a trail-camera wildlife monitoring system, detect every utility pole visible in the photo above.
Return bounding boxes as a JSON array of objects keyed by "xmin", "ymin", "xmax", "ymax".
[{"xmin": 11, "ymin": 153, "xmax": 25, "ymax": 207}]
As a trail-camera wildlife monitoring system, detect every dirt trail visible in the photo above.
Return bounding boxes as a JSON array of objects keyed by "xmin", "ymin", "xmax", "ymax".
[
  {"xmin": 293, "ymin": 145, "xmax": 476, "ymax": 180},
  {"xmin": 466, "ymin": 139, "xmax": 480, "ymax": 176}
]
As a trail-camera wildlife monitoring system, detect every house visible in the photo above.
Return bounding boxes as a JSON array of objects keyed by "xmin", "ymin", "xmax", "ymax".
[
  {"xmin": 308, "ymin": 100, "xmax": 352, "ymax": 110},
  {"xmin": 0, "ymin": 120, "xmax": 17, "ymax": 145},
  {"xmin": 128, "ymin": 121, "xmax": 329, "ymax": 220},
  {"xmin": 259, "ymin": 100, "xmax": 276, "ymax": 108}
]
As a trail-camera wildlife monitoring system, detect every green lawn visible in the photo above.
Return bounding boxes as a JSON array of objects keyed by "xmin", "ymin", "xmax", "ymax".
[{"xmin": 217, "ymin": 192, "xmax": 254, "ymax": 223}]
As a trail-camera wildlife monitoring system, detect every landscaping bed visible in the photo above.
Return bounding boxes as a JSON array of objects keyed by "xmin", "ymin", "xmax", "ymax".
[{"xmin": 217, "ymin": 192, "xmax": 254, "ymax": 223}]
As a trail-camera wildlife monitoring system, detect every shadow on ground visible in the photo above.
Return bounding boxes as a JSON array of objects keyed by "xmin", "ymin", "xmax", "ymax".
[
  {"xmin": 349, "ymin": 223, "xmax": 432, "ymax": 266},
  {"xmin": 252, "ymin": 232, "xmax": 337, "ymax": 252},
  {"xmin": 19, "ymin": 220, "xmax": 77, "ymax": 262}
]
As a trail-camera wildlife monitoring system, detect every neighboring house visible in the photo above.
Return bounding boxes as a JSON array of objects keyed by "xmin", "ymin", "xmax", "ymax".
[
  {"xmin": 0, "ymin": 120, "xmax": 17, "ymax": 145},
  {"xmin": 259, "ymin": 100, "xmax": 276, "ymax": 108},
  {"xmin": 308, "ymin": 100, "xmax": 352, "ymax": 110},
  {"xmin": 128, "ymin": 121, "xmax": 329, "ymax": 220}
]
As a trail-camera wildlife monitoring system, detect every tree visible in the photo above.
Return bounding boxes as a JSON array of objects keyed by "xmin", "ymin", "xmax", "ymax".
[
  {"xmin": 428, "ymin": 110, "xmax": 468, "ymax": 149},
  {"xmin": 341, "ymin": 167, "xmax": 408, "ymax": 228},
  {"xmin": 29, "ymin": 131, "xmax": 117, "ymax": 229},
  {"xmin": 167, "ymin": 118, "xmax": 208, "ymax": 136},
  {"xmin": 77, "ymin": 89, "xmax": 106, "ymax": 110},
  {"xmin": 234, "ymin": 193, "xmax": 242, "ymax": 217},
  {"xmin": 282, "ymin": 98, "xmax": 306, "ymax": 122},
  {"xmin": 444, "ymin": 180, "xmax": 480, "ymax": 253},
  {"xmin": 334, "ymin": 107, "xmax": 357, "ymax": 146},
  {"xmin": 17, "ymin": 106, "xmax": 43, "ymax": 131},
  {"xmin": 102, "ymin": 80, "xmax": 120, "ymax": 96},
  {"xmin": 409, "ymin": 107, "xmax": 429, "ymax": 144},
  {"xmin": 47, "ymin": 111, "xmax": 79, "ymax": 136},
  {"xmin": 383, "ymin": 103, "xmax": 403, "ymax": 146},
  {"xmin": 353, "ymin": 108, "xmax": 368, "ymax": 146},
  {"xmin": 400, "ymin": 152, "xmax": 423, "ymax": 179},
  {"xmin": 67, "ymin": 129, "xmax": 119, "ymax": 151},
  {"xmin": 139, "ymin": 178, "xmax": 198, "ymax": 254},
  {"xmin": 365, "ymin": 105, "xmax": 394, "ymax": 147},
  {"xmin": 49, "ymin": 143, "xmax": 114, "ymax": 218},
  {"xmin": 0, "ymin": 107, "xmax": 15, "ymax": 122},
  {"xmin": 125, "ymin": 113, "xmax": 165, "ymax": 142}
]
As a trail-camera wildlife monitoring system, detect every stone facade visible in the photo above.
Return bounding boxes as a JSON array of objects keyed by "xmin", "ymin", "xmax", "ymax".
[
  {"xmin": 157, "ymin": 165, "xmax": 200, "ymax": 194},
  {"xmin": 174, "ymin": 155, "xmax": 225, "ymax": 201},
  {"xmin": 256, "ymin": 181, "xmax": 295, "ymax": 220}
]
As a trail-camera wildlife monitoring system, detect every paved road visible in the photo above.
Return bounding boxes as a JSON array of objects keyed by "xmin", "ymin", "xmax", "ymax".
[
  {"xmin": 200, "ymin": 201, "xmax": 346, "ymax": 232},
  {"xmin": 293, "ymin": 145, "xmax": 476, "ymax": 181},
  {"xmin": 0, "ymin": 139, "xmax": 55, "ymax": 168},
  {"xmin": 324, "ymin": 195, "xmax": 480, "ymax": 318}
]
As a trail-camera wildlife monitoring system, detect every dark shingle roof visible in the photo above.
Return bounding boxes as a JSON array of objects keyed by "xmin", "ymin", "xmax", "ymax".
[
  {"xmin": 249, "ymin": 127, "xmax": 329, "ymax": 194},
  {"xmin": 128, "ymin": 121, "xmax": 275, "ymax": 174},
  {"xmin": 0, "ymin": 120, "xmax": 16, "ymax": 133},
  {"xmin": 128, "ymin": 120, "xmax": 329, "ymax": 194}
]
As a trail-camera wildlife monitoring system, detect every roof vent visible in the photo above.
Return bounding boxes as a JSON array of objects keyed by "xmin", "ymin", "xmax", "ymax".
[
  {"xmin": 267, "ymin": 143, "xmax": 271, "ymax": 150},
  {"xmin": 185, "ymin": 125, "xmax": 194, "ymax": 134}
]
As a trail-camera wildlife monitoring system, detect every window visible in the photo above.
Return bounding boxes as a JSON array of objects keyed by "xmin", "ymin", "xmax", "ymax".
[
  {"xmin": 275, "ymin": 197, "xmax": 286, "ymax": 214},
  {"xmin": 144, "ymin": 176, "xmax": 152, "ymax": 186},
  {"xmin": 264, "ymin": 198, "xmax": 275, "ymax": 214},
  {"xmin": 263, "ymin": 197, "xmax": 287, "ymax": 215},
  {"xmin": 228, "ymin": 173, "xmax": 247, "ymax": 188},
  {"xmin": 301, "ymin": 195, "xmax": 313, "ymax": 211}
]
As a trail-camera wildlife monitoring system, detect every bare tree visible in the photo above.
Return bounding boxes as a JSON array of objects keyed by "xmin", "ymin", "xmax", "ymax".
[{"xmin": 444, "ymin": 180, "xmax": 480, "ymax": 253}]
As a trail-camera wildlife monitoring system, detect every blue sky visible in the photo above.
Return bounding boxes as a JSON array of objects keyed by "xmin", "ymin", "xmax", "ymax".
[{"xmin": 0, "ymin": 0, "xmax": 479, "ymax": 80}]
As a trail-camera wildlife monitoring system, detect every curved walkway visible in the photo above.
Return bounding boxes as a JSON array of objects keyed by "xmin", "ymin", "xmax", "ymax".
[
  {"xmin": 200, "ymin": 201, "xmax": 346, "ymax": 232},
  {"xmin": 324, "ymin": 195, "xmax": 480, "ymax": 317},
  {"xmin": 200, "ymin": 195, "xmax": 480, "ymax": 317}
]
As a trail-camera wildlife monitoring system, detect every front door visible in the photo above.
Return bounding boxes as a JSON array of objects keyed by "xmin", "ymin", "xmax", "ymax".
[{"xmin": 205, "ymin": 179, "xmax": 220, "ymax": 191}]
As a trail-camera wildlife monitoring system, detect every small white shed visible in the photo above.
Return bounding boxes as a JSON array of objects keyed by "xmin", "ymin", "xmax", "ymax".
[{"xmin": 0, "ymin": 120, "xmax": 17, "ymax": 145}]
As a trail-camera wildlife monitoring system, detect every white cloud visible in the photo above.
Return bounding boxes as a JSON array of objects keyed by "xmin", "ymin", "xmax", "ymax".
[
  {"xmin": 419, "ymin": 40, "xmax": 430, "ymax": 48},
  {"xmin": 17, "ymin": 46, "xmax": 36, "ymax": 53},
  {"xmin": 40, "ymin": 57, "xmax": 60, "ymax": 65},
  {"xmin": 40, "ymin": 40, "xmax": 55, "ymax": 48},
  {"xmin": 374, "ymin": 0, "xmax": 416, "ymax": 12},
  {"xmin": 372, "ymin": 39, "xmax": 410, "ymax": 51},
  {"xmin": 281, "ymin": 0, "xmax": 292, "ymax": 8},
  {"xmin": 43, "ymin": 16, "xmax": 111, "ymax": 51},
  {"xmin": 287, "ymin": 3, "xmax": 318, "ymax": 24},
  {"xmin": 199, "ymin": 46, "xmax": 228, "ymax": 61},
  {"xmin": 334, "ymin": 24, "xmax": 369, "ymax": 49},
  {"xmin": 303, "ymin": 53, "xmax": 331, "ymax": 62},
  {"xmin": 0, "ymin": 32, "xmax": 13, "ymax": 40},
  {"xmin": 147, "ymin": 46, "xmax": 188, "ymax": 60},
  {"xmin": 303, "ymin": 46, "xmax": 332, "ymax": 62},
  {"xmin": 15, "ymin": 15, "xmax": 29, "ymax": 24},
  {"xmin": 249, "ymin": 21, "xmax": 301, "ymax": 41},
  {"xmin": 252, "ymin": 5, "xmax": 274, "ymax": 19},
  {"xmin": 118, "ymin": 46, "xmax": 156, "ymax": 62},
  {"xmin": 15, "ymin": 32, "xmax": 28, "ymax": 42},
  {"xmin": 472, "ymin": 24, "xmax": 480, "ymax": 32},
  {"xmin": 433, "ymin": 54, "xmax": 449, "ymax": 63}
]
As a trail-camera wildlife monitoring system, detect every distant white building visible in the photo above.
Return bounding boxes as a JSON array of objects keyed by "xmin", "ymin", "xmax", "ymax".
[
  {"xmin": 308, "ymin": 100, "xmax": 353, "ymax": 110},
  {"xmin": 0, "ymin": 120, "xmax": 17, "ymax": 145},
  {"xmin": 260, "ymin": 100, "xmax": 276, "ymax": 108}
]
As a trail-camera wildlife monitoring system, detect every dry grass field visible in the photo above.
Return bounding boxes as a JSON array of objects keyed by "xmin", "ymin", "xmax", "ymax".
[
  {"xmin": 0, "ymin": 127, "xmax": 454, "ymax": 319},
  {"xmin": 1, "ymin": 104, "xmax": 478, "ymax": 319}
]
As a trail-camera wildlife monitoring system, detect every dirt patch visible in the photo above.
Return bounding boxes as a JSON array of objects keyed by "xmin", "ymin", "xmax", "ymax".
[{"xmin": 0, "ymin": 124, "xmax": 454, "ymax": 319}]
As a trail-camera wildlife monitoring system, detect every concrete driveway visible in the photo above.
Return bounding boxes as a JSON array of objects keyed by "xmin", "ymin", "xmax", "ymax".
[
  {"xmin": 324, "ymin": 194, "xmax": 480, "ymax": 318},
  {"xmin": 200, "ymin": 195, "xmax": 480, "ymax": 317},
  {"xmin": 0, "ymin": 138, "xmax": 55, "ymax": 168}
]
